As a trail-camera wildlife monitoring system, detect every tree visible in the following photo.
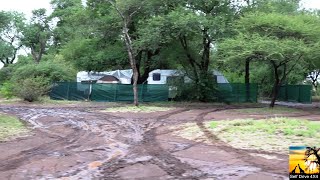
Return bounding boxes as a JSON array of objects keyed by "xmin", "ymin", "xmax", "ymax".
[
  {"xmin": 137, "ymin": 0, "xmax": 238, "ymax": 101},
  {"xmin": 306, "ymin": 43, "xmax": 320, "ymax": 93},
  {"xmin": 21, "ymin": 9, "xmax": 51, "ymax": 64},
  {"xmin": 106, "ymin": 0, "xmax": 148, "ymax": 106},
  {"xmin": 50, "ymin": 0, "xmax": 85, "ymax": 48},
  {"xmin": 0, "ymin": 11, "xmax": 25, "ymax": 66},
  {"xmin": 218, "ymin": 12, "xmax": 320, "ymax": 107}
]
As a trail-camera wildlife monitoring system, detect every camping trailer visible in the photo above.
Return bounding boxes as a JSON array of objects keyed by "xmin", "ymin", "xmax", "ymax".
[
  {"xmin": 147, "ymin": 69, "xmax": 229, "ymax": 84},
  {"xmin": 147, "ymin": 69, "xmax": 230, "ymax": 98}
]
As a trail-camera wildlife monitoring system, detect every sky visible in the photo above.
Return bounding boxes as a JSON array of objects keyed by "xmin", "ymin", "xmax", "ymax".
[
  {"xmin": 0, "ymin": 0, "xmax": 320, "ymax": 20},
  {"xmin": 0, "ymin": 0, "xmax": 53, "ymax": 19}
]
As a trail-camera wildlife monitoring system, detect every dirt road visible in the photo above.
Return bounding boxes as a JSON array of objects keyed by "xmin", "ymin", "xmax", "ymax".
[{"xmin": 0, "ymin": 105, "xmax": 289, "ymax": 179}]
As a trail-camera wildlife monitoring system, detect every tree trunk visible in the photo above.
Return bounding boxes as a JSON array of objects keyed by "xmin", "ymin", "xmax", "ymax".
[
  {"xmin": 270, "ymin": 61, "xmax": 280, "ymax": 108},
  {"xmin": 245, "ymin": 58, "xmax": 250, "ymax": 102},
  {"xmin": 123, "ymin": 23, "xmax": 139, "ymax": 106}
]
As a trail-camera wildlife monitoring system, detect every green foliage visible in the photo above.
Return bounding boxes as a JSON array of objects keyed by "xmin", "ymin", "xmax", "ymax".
[
  {"xmin": 0, "ymin": 11, "xmax": 25, "ymax": 66},
  {"xmin": 13, "ymin": 77, "xmax": 51, "ymax": 102},
  {"xmin": 218, "ymin": 11, "xmax": 320, "ymax": 100},
  {"xmin": 6, "ymin": 60, "xmax": 75, "ymax": 101},
  {"xmin": 11, "ymin": 61, "xmax": 75, "ymax": 83},
  {"xmin": 171, "ymin": 75, "xmax": 218, "ymax": 102},
  {"xmin": 61, "ymin": 38, "xmax": 128, "ymax": 71},
  {"xmin": 0, "ymin": 82, "xmax": 14, "ymax": 99},
  {"xmin": 21, "ymin": 9, "xmax": 51, "ymax": 63}
]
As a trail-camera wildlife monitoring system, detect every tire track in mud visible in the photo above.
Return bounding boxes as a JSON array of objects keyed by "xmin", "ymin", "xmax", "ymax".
[
  {"xmin": 194, "ymin": 108, "xmax": 288, "ymax": 176},
  {"xmin": 0, "ymin": 106, "xmax": 288, "ymax": 179},
  {"xmin": 100, "ymin": 108, "xmax": 212, "ymax": 179},
  {"xmin": 0, "ymin": 107, "xmax": 143, "ymax": 179}
]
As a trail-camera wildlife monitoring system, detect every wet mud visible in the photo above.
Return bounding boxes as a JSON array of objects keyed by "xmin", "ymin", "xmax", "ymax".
[{"xmin": 0, "ymin": 105, "xmax": 291, "ymax": 179}]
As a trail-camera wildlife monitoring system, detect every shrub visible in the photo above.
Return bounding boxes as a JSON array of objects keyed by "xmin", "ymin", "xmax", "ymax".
[
  {"xmin": 11, "ymin": 61, "xmax": 75, "ymax": 83},
  {"xmin": 0, "ymin": 81, "xmax": 14, "ymax": 99},
  {"xmin": 13, "ymin": 77, "xmax": 51, "ymax": 102},
  {"xmin": 8, "ymin": 60, "xmax": 76, "ymax": 101}
]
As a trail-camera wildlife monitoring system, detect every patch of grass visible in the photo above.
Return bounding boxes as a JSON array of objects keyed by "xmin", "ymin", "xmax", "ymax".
[
  {"xmin": 0, "ymin": 114, "xmax": 29, "ymax": 141},
  {"xmin": 214, "ymin": 118, "xmax": 319, "ymax": 138},
  {"xmin": 234, "ymin": 107, "xmax": 302, "ymax": 114},
  {"xmin": 104, "ymin": 105, "xmax": 173, "ymax": 113},
  {"xmin": 0, "ymin": 98, "xmax": 21, "ymax": 104},
  {"xmin": 172, "ymin": 117, "xmax": 320, "ymax": 154},
  {"xmin": 37, "ymin": 96, "xmax": 84, "ymax": 105},
  {"xmin": 312, "ymin": 96, "xmax": 320, "ymax": 102},
  {"xmin": 209, "ymin": 121, "xmax": 218, "ymax": 128}
]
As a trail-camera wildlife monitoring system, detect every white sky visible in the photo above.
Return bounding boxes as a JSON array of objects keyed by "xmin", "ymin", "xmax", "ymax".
[
  {"xmin": 0, "ymin": 0, "xmax": 319, "ymax": 20},
  {"xmin": 0, "ymin": 0, "xmax": 53, "ymax": 19}
]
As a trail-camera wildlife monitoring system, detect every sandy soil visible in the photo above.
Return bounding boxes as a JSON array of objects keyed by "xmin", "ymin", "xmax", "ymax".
[{"xmin": 0, "ymin": 103, "xmax": 318, "ymax": 179}]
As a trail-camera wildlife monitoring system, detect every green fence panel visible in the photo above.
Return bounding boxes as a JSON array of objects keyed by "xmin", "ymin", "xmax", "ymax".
[
  {"xmin": 91, "ymin": 84, "xmax": 117, "ymax": 102},
  {"xmin": 50, "ymin": 82, "xmax": 257, "ymax": 103},
  {"xmin": 216, "ymin": 83, "xmax": 258, "ymax": 103},
  {"xmin": 277, "ymin": 85, "xmax": 312, "ymax": 104},
  {"xmin": 50, "ymin": 83, "xmax": 169, "ymax": 102},
  {"xmin": 299, "ymin": 85, "xmax": 312, "ymax": 103},
  {"xmin": 142, "ymin": 84, "xmax": 169, "ymax": 102},
  {"xmin": 50, "ymin": 82, "xmax": 89, "ymax": 101}
]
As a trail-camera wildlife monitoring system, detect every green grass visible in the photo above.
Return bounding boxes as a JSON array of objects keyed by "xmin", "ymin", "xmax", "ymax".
[
  {"xmin": 0, "ymin": 114, "xmax": 29, "ymax": 141},
  {"xmin": 234, "ymin": 107, "xmax": 302, "ymax": 114},
  {"xmin": 211, "ymin": 118, "xmax": 320, "ymax": 138},
  {"xmin": 172, "ymin": 117, "xmax": 320, "ymax": 154},
  {"xmin": 104, "ymin": 105, "xmax": 173, "ymax": 113},
  {"xmin": 313, "ymin": 96, "xmax": 320, "ymax": 102}
]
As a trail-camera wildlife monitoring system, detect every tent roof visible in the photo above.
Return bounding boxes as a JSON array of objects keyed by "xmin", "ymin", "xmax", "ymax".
[{"xmin": 98, "ymin": 75, "xmax": 119, "ymax": 82}]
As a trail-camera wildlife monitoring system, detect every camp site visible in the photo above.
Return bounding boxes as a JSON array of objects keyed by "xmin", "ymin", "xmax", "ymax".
[{"xmin": 0, "ymin": 0, "xmax": 320, "ymax": 179}]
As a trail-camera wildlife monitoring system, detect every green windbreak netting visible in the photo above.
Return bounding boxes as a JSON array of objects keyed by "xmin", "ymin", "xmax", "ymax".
[
  {"xmin": 216, "ymin": 83, "xmax": 258, "ymax": 103},
  {"xmin": 50, "ymin": 82, "xmax": 258, "ymax": 103},
  {"xmin": 50, "ymin": 82, "xmax": 169, "ymax": 102},
  {"xmin": 50, "ymin": 82, "xmax": 90, "ymax": 101},
  {"xmin": 278, "ymin": 85, "xmax": 312, "ymax": 104}
]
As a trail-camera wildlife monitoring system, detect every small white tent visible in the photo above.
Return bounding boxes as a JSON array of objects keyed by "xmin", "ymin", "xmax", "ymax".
[{"xmin": 77, "ymin": 69, "xmax": 133, "ymax": 84}]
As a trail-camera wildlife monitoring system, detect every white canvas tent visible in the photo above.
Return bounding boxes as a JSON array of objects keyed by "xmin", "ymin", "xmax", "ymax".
[
  {"xmin": 77, "ymin": 69, "xmax": 133, "ymax": 84},
  {"xmin": 76, "ymin": 69, "xmax": 133, "ymax": 92}
]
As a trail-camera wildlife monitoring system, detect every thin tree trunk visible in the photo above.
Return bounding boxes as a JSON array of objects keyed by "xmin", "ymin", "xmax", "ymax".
[
  {"xmin": 123, "ymin": 24, "xmax": 139, "ymax": 106},
  {"xmin": 107, "ymin": 0, "xmax": 141, "ymax": 106},
  {"xmin": 245, "ymin": 58, "xmax": 250, "ymax": 102},
  {"xmin": 270, "ymin": 61, "xmax": 280, "ymax": 108}
]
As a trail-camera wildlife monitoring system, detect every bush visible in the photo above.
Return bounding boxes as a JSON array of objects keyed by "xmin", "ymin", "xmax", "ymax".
[
  {"xmin": 11, "ymin": 61, "xmax": 75, "ymax": 83},
  {"xmin": 0, "ymin": 82, "xmax": 15, "ymax": 99},
  {"xmin": 8, "ymin": 60, "xmax": 76, "ymax": 102},
  {"xmin": 13, "ymin": 77, "xmax": 51, "ymax": 102},
  {"xmin": 171, "ymin": 77, "xmax": 218, "ymax": 102}
]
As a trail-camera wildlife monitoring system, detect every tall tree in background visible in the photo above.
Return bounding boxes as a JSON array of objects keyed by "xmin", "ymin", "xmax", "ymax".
[
  {"xmin": 138, "ymin": 0, "xmax": 237, "ymax": 101},
  {"xmin": 218, "ymin": 12, "xmax": 320, "ymax": 107},
  {"xmin": 21, "ymin": 9, "xmax": 51, "ymax": 64},
  {"xmin": 50, "ymin": 0, "xmax": 84, "ymax": 48},
  {"xmin": 107, "ymin": 0, "xmax": 148, "ymax": 106},
  {"xmin": 0, "ymin": 11, "xmax": 25, "ymax": 66}
]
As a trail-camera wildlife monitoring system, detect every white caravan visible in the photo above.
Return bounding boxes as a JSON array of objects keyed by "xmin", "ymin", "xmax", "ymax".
[
  {"xmin": 147, "ymin": 69, "xmax": 229, "ymax": 98},
  {"xmin": 147, "ymin": 69, "xmax": 229, "ymax": 84}
]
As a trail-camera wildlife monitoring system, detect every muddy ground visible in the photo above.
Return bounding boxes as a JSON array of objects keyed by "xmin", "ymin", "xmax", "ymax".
[{"xmin": 0, "ymin": 103, "xmax": 319, "ymax": 180}]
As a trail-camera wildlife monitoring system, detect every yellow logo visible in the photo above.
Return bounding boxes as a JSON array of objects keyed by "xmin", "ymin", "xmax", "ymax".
[{"xmin": 289, "ymin": 146, "xmax": 320, "ymax": 179}]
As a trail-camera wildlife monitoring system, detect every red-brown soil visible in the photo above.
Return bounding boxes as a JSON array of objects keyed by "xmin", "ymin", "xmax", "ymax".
[{"xmin": 0, "ymin": 103, "xmax": 318, "ymax": 179}]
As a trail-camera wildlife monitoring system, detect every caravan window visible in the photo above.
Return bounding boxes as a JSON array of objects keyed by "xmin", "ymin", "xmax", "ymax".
[{"xmin": 153, "ymin": 73, "xmax": 161, "ymax": 81}]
